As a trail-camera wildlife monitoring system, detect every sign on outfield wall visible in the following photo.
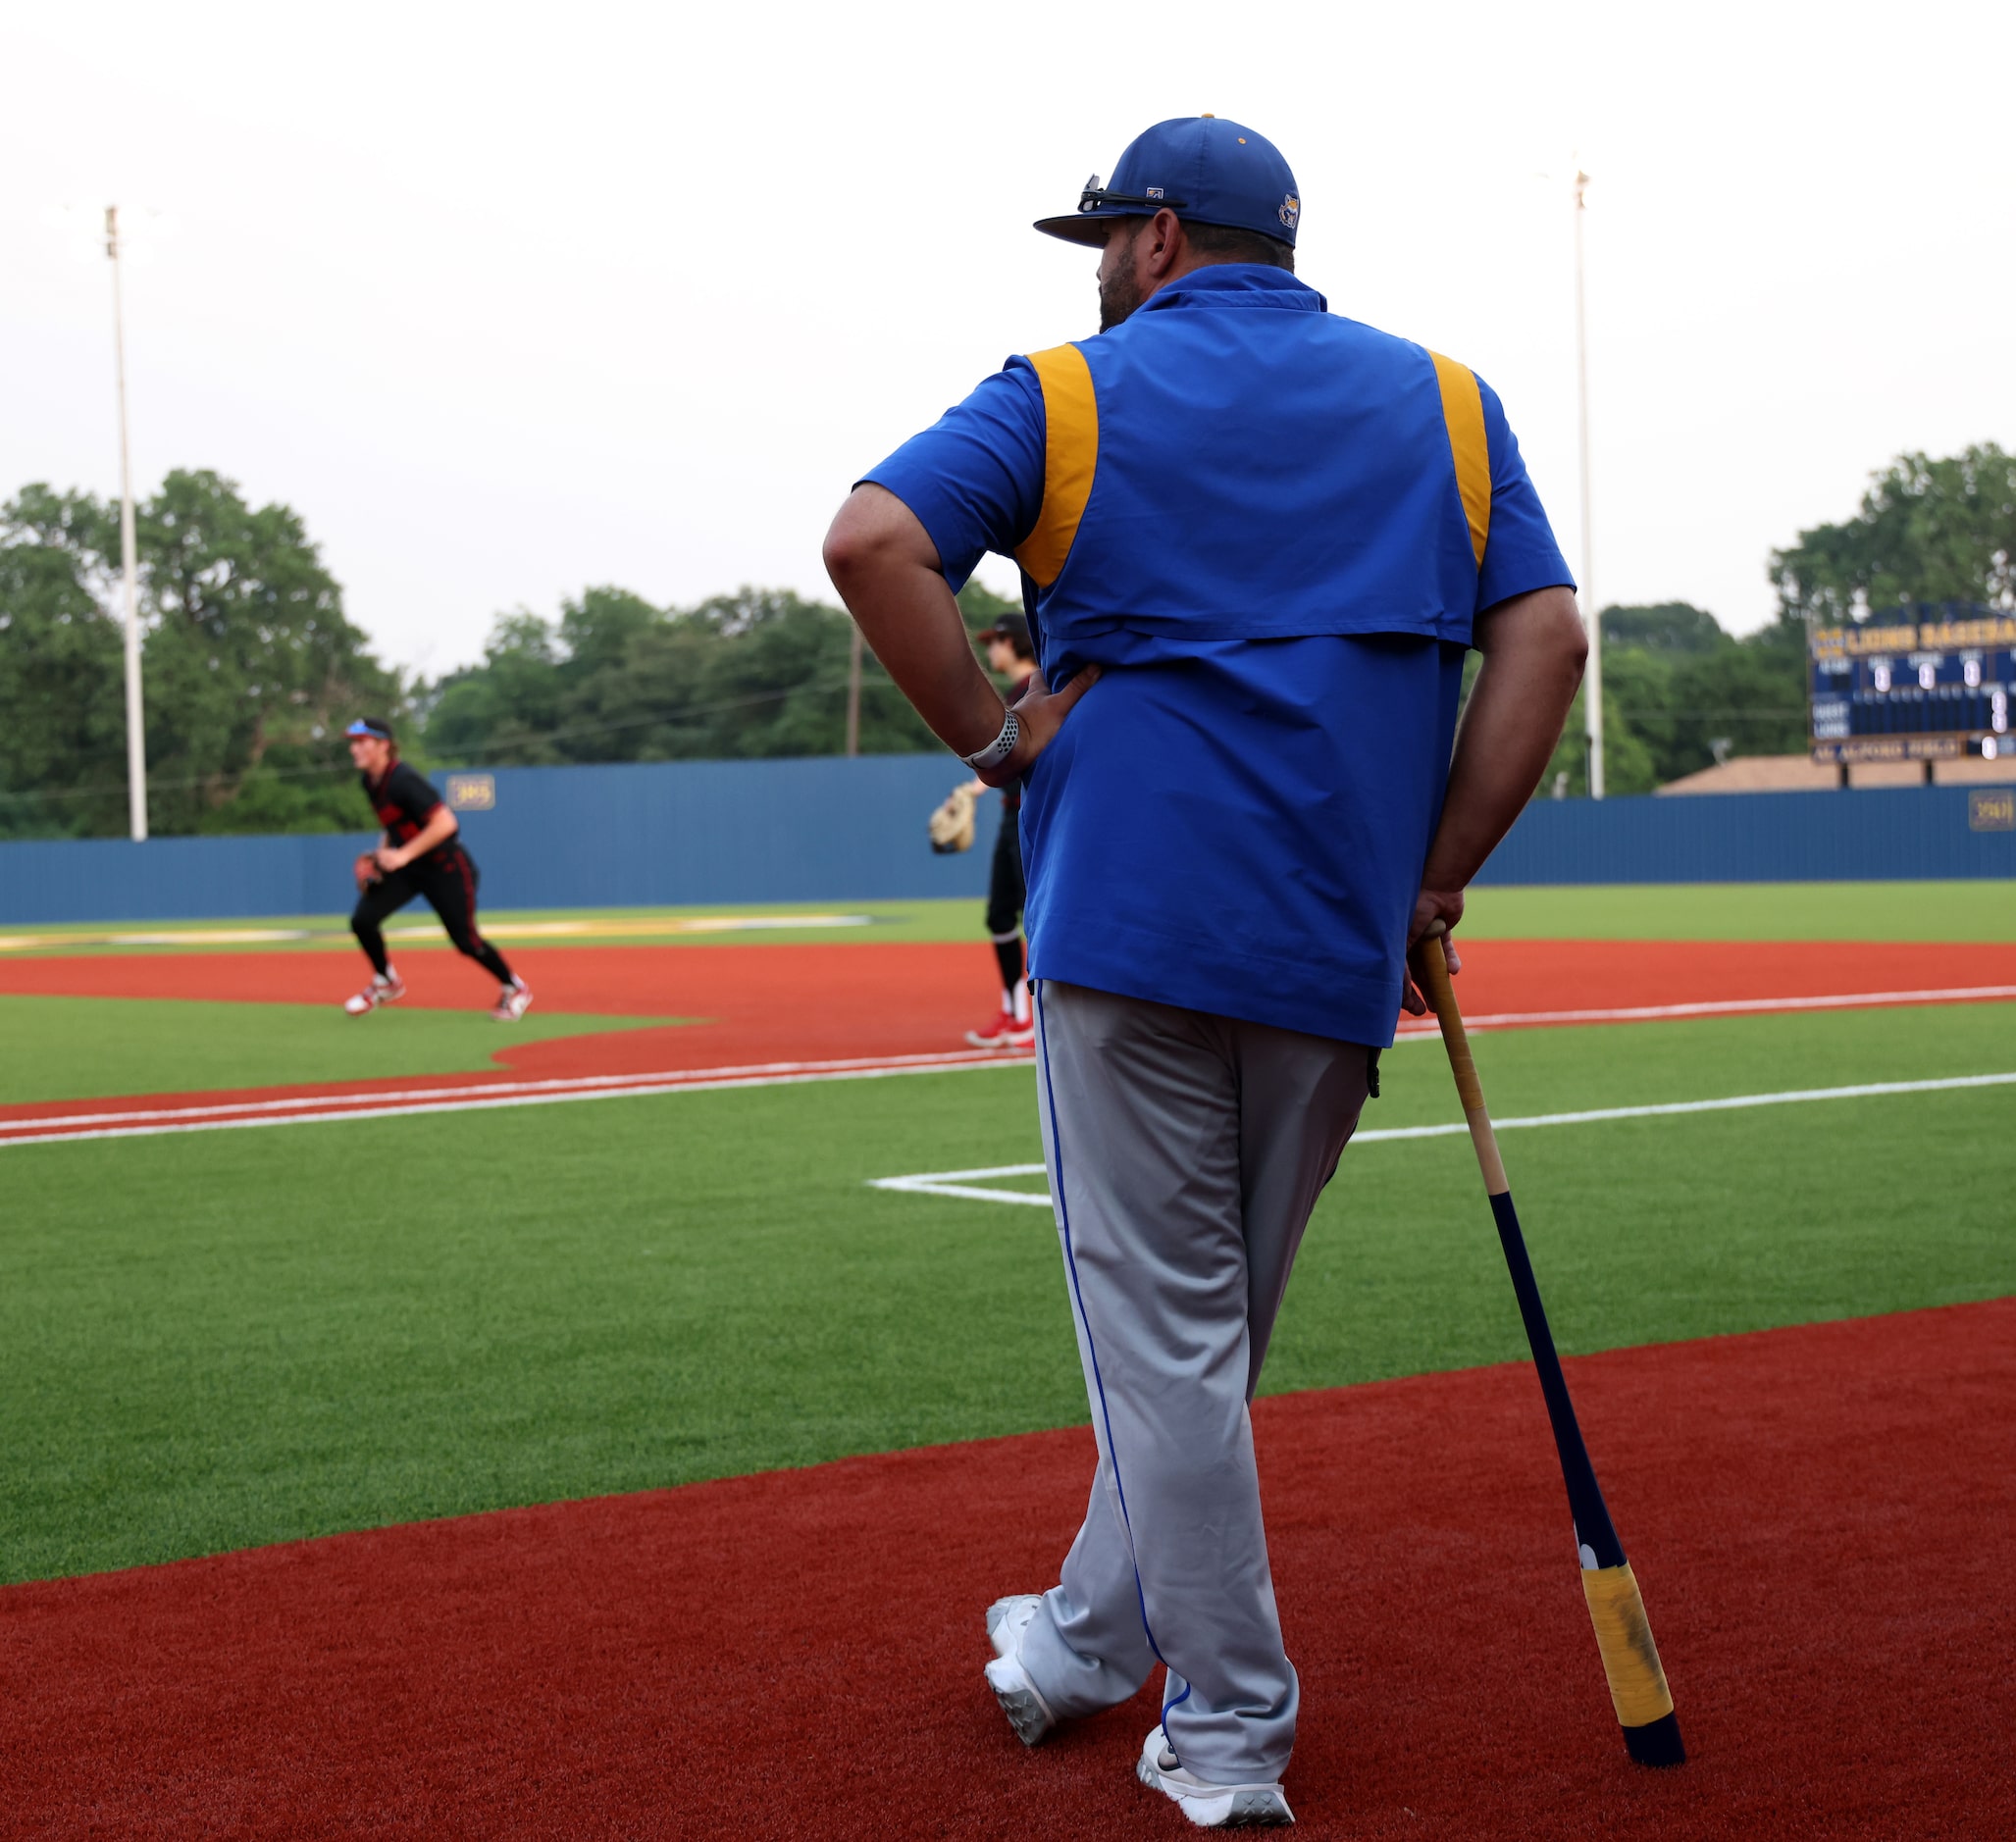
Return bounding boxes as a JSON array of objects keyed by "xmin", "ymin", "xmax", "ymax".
[
  {"xmin": 444, "ymin": 773, "xmax": 496, "ymax": 811},
  {"xmin": 1970, "ymin": 789, "xmax": 2015, "ymax": 832}
]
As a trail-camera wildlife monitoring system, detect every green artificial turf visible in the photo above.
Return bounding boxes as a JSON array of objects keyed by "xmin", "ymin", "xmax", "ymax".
[
  {"xmin": 0, "ymin": 997, "xmax": 660, "ymax": 1104},
  {"xmin": 1458, "ymin": 880, "xmax": 2014, "ymax": 942},
  {"xmin": 5, "ymin": 879, "xmax": 2007, "ymax": 959},
  {"xmin": 3, "ymin": 1000, "xmax": 2011, "ymax": 1583},
  {"xmin": 0, "ymin": 899, "xmax": 990, "ymax": 955}
]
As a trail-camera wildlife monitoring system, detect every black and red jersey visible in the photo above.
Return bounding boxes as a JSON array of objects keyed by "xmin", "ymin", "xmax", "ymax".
[{"xmin": 362, "ymin": 762, "xmax": 456, "ymax": 863}]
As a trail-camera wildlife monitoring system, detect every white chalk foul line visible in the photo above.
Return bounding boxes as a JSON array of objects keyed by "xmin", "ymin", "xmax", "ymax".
[
  {"xmin": 0, "ymin": 1049, "xmax": 1036, "ymax": 1148},
  {"xmin": 6, "ymin": 987, "xmax": 2012, "ymax": 1151},
  {"xmin": 1387, "ymin": 983, "xmax": 2016, "ymax": 1037},
  {"xmin": 870, "ymin": 1071, "xmax": 2016, "ymax": 1206},
  {"xmin": 1351, "ymin": 1070, "xmax": 2016, "ymax": 1140}
]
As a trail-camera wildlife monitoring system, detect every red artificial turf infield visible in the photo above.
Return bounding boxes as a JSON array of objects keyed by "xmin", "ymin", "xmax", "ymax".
[
  {"xmin": 3, "ymin": 1302, "xmax": 2009, "ymax": 1840},
  {"xmin": 5, "ymin": 937, "xmax": 2014, "ymax": 1028},
  {"xmin": 0, "ymin": 939, "xmax": 2012, "ymax": 1100}
]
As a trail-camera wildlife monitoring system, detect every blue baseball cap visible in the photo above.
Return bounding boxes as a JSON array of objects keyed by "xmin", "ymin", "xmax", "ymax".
[
  {"xmin": 1035, "ymin": 115, "xmax": 1300, "ymax": 249},
  {"xmin": 344, "ymin": 717, "xmax": 393, "ymax": 741}
]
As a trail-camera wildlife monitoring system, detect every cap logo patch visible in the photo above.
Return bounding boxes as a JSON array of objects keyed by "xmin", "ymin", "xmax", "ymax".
[
  {"xmin": 1278, "ymin": 194, "xmax": 1300, "ymax": 230},
  {"xmin": 1145, "ymin": 186, "xmax": 1163, "ymax": 198}
]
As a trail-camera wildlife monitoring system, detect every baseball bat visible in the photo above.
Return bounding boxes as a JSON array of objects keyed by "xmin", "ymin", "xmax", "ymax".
[{"xmin": 1411, "ymin": 929, "xmax": 1684, "ymax": 1767}]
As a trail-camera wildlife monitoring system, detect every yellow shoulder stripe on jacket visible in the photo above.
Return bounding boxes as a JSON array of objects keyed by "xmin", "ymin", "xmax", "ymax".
[
  {"xmin": 1013, "ymin": 343, "xmax": 1099, "ymax": 590},
  {"xmin": 1428, "ymin": 350, "xmax": 1491, "ymax": 568}
]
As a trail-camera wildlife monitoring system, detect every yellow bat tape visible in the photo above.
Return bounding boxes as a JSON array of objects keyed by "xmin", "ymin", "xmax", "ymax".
[{"xmin": 1581, "ymin": 1563, "xmax": 1678, "ymax": 1728}]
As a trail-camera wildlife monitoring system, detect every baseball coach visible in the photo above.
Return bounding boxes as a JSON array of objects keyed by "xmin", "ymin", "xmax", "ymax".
[{"xmin": 824, "ymin": 115, "xmax": 1588, "ymax": 1828}]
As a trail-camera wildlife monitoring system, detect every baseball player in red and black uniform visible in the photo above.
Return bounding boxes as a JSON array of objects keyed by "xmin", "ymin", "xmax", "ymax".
[
  {"xmin": 966, "ymin": 614, "xmax": 1037, "ymax": 1049},
  {"xmin": 342, "ymin": 717, "xmax": 533, "ymax": 1020}
]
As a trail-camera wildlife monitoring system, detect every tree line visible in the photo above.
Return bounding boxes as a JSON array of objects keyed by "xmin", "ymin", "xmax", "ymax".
[
  {"xmin": 422, "ymin": 582, "xmax": 1016, "ymax": 769},
  {"xmin": 1540, "ymin": 443, "xmax": 2014, "ymax": 795},
  {"xmin": 2, "ymin": 444, "xmax": 2010, "ymax": 835},
  {"xmin": 0, "ymin": 472, "xmax": 399, "ymax": 838}
]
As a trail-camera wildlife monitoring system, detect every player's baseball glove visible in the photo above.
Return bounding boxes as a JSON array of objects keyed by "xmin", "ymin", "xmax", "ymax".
[
  {"xmin": 927, "ymin": 779, "xmax": 985, "ymax": 855},
  {"xmin": 354, "ymin": 851, "xmax": 384, "ymax": 891}
]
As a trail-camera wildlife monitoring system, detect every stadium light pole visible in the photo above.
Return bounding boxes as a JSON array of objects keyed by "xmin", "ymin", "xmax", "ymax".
[
  {"xmin": 106, "ymin": 205, "xmax": 148, "ymax": 841},
  {"xmin": 1574, "ymin": 165, "xmax": 1604, "ymax": 800},
  {"xmin": 845, "ymin": 621, "xmax": 863, "ymax": 756}
]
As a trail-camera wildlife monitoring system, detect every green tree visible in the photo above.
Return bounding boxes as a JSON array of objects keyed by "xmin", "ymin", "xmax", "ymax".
[
  {"xmin": 424, "ymin": 612, "xmax": 571, "ymax": 766},
  {"xmin": 1662, "ymin": 626, "xmax": 1808, "ymax": 772},
  {"xmin": 1772, "ymin": 444, "xmax": 2016, "ymax": 622},
  {"xmin": 1493, "ymin": 602, "xmax": 1807, "ymax": 796},
  {"xmin": 1532, "ymin": 679, "xmax": 1663, "ymax": 798},
  {"xmin": 1596, "ymin": 602, "xmax": 1807, "ymax": 786},
  {"xmin": 954, "ymin": 579, "xmax": 1022, "ymax": 638},
  {"xmin": 1600, "ymin": 601, "xmax": 1729, "ymax": 654},
  {"xmin": 0, "ymin": 486, "xmax": 128, "ymax": 837},
  {"xmin": 1, "ymin": 471, "xmax": 404, "ymax": 837},
  {"xmin": 422, "ymin": 579, "xmax": 1031, "ymax": 768},
  {"xmin": 136, "ymin": 470, "xmax": 404, "ymax": 833}
]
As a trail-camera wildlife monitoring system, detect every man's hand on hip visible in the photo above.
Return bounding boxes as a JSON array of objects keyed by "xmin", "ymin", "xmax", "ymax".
[
  {"xmin": 823, "ymin": 484, "xmax": 1101, "ymax": 780},
  {"xmin": 976, "ymin": 664, "xmax": 1102, "ymax": 787}
]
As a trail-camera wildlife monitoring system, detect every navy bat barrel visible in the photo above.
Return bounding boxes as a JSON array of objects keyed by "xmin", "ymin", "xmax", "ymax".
[{"xmin": 1487, "ymin": 1190, "xmax": 1625, "ymax": 1570}]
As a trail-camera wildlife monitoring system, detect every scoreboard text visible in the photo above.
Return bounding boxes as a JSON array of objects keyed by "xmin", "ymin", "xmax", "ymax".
[{"xmin": 1809, "ymin": 611, "xmax": 2015, "ymax": 765}]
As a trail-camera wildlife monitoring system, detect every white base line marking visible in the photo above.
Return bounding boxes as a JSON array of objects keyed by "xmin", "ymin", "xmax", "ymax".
[
  {"xmin": 6, "ymin": 985, "xmax": 2012, "ymax": 1150},
  {"xmin": 1388, "ymin": 984, "xmax": 2016, "ymax": 1036},
  {"xmin": 870, "ymin": 1163, "xmax": 1058, "ymax": 1206},
  {"xmin": 0, "ymin": 1051, "xmax": 1034, "ymax": 1148},
  {"xmin": 0, "ymin": 1049, "xmax": 1029, "ymax": 1134},
  {"xmin": 869, "ymin": 1071, "xmax": 2016, "ymax": 1206}
]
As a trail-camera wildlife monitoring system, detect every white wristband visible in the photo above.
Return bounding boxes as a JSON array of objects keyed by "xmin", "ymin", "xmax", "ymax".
[{"xmin": 961, "ymin": 707, "xmax": 1019, "ymax": 774}]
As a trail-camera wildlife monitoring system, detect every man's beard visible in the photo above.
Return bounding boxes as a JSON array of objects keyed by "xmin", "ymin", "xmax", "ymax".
[{"xmin": 1098, "ymin": 231, "xmax": 1146, "ymax": 331}]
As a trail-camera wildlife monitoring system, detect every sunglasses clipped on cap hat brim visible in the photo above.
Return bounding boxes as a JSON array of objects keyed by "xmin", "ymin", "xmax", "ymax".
[
  {"xmin": 344, "ymin": 721, "xmax": 392, "ymax": 741},
  {"xmin": 1032, "ymin": 176, "xmax": 1189, "ymax": 247}
]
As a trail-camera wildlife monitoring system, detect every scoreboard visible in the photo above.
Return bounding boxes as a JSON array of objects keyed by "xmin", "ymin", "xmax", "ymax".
[{"xmin": 1809, "ymin": 609, "xmax": 2016, "ymax": 765}]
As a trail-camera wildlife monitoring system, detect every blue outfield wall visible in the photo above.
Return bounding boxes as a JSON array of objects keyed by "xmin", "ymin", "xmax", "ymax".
[
  {"xmin": 0, "ymin": 756, "xmax": 1001, "ymax": 925},
  {"xmin": 0, "ymin": 831, "xmax": 384, "ymax": 926},
  {"xmin": 1471, "ymin": 784, "xmax": 2013, "ymax": 886},
  {"xmin": 0, "ymin": 760, "xmax": 2006, "ymax": 925}
]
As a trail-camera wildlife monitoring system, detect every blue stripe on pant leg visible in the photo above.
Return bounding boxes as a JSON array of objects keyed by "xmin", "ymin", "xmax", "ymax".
[{"xmin": 1033, "ymin": 982, "xmax": 1193, "ymax": 1744}]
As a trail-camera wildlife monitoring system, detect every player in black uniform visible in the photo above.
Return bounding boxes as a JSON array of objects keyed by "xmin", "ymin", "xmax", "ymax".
[
  {"xmin": 965, "ymin": 616, "xmax": 1036, "ymax": 1049},
  {"xmin": 341, "ymin": 717, "xmax": 533, "ymax": 1020}
]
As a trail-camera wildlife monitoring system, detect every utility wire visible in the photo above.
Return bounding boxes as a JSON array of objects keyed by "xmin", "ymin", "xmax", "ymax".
[{"xmin": 0, "ymin": 661, "xmax": 946, "ymax": 811}]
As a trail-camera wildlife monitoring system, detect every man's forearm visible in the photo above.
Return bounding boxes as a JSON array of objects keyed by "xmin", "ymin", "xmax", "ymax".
[
  {"xmin": 1422, "ymin": 586, "xmax": 1587, "ymax": 895},
  {"xmin": 822, "ymin": 485, "xmax": 1008, "ymax": 760}
]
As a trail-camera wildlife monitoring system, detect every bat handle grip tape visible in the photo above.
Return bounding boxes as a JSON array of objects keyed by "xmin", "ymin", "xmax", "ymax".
[{"xmin": 1581, "ymin": 1563, "xmax": 1679, "ymax": 1728}]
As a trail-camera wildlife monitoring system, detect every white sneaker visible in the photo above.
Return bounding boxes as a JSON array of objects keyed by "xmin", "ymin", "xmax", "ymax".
[
  {"xmin": 983, "ymin": 1594, "xmax": 1056, "ymax": 1747},
  {"xmin": 343, "ymin": 972, "xmax": 405, "ymax": 1016},
  {"xmin": 1136, "ymin": 1724, "xmax": 1294, "ymax": 1827},
  {"xmin": 986, "ymin": 1593, "xmax": 1041, "ymax": 1659}
]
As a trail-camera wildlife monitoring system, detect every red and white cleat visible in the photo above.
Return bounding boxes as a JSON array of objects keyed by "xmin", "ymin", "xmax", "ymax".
[
  {"xmin": 343, "ymin": 972, "xmax": 406, "ymax": 1016},
  {"xmin": 965, "ymin": 1009, "xmax": 1034, "ymax": 1050},
  {"xmin": 490, "ymin": 980, "xmax": 534, "ymax": 1022}
]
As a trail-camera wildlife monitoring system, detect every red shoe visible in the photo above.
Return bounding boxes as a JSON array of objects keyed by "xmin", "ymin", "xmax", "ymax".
[
  {"xmin": 490, "ymin": 980, "xmax": 534, "ymax": 1022},
  {"xmin": 965, "ymin": 1009, "xmax": 1034, "ymax": 1050}
]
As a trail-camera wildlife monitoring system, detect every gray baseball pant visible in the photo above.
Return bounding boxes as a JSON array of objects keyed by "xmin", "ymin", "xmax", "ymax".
[{"xmin": 1018, "ymin": 979, "xmax": 1373, "ymax": 1785}]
